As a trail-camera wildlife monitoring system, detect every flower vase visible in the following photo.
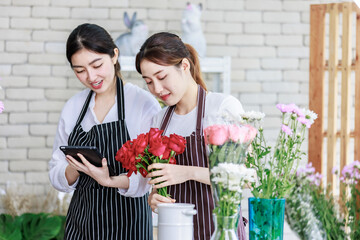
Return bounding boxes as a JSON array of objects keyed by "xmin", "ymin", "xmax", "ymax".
[
  {"xmin": 248, "ymin": 197, "xmax": 285, "ymax": 240},
  {"xmin": 211, "ymin": 213, "xmax": 239, "ymax": 240}
]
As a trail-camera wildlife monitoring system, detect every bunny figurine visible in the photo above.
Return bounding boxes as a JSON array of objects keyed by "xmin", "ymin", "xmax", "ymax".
[
  {"xmin": 115, "ymin": 12, "xmax": 149, "ymax": 56},
  {"xmin": 181, "ymin": 3, "xmax": 207, "ymax": 57}
]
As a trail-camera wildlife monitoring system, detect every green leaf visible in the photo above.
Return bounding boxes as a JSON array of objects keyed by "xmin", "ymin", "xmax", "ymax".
[
  {"xmin": 0, "ymin": 214, "xmax": 22, "ymax": 240},
  {"xmin": 53, "ymin": 215, "xmax": 66, "ymax": 240},
  {"xmin": 20, "ymin": 213, "xmax": 62, "ymax": 240}
]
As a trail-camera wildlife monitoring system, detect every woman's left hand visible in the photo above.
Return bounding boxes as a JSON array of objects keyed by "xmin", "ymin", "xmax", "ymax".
[
  {"xmin": 147, "ymin": 163, "xmax": 190, "ymax": 188},
  {"xmin": 66, "ymin": 154, "xmax": 112, "ymax": 187}
]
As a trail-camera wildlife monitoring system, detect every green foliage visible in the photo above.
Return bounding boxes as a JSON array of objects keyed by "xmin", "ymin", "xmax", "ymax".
[
  {"xmin": 0, "ymin": 214, "xmax": 22, "ymax": 240},
  {"xmin": 309, "ymin": 185, "xmax": 346, "ymax": 240},
  {"xmin": 53, "ymin": 216, "xmax": 66, "ymax": 240},
  {"xmin": 286, "ymin": 175, "xmax": 347, "ymax": 240},
  {"xmin": 343, "ymin": 183, "xmax": 360, "ymax": 240},
  {"xmin": 208, "ymin": 142, "xmax": 247, "ymax": 168},
  {"xmin": 246, "ymin": 124, "xmax": 305, "ymax": 199},
  {"xmin": 0, "ymin": 213, "xmax": 65, "ymax": 240}
]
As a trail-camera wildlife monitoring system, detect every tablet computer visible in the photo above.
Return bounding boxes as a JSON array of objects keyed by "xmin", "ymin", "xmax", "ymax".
[{"xmin": 59, "ymin": 145, "xmax": 115, "ymax": 176}]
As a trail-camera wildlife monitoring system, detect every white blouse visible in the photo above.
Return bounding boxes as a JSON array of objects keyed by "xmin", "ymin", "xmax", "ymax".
[{"xmin": 49, "ymin": 83, "xmax": 161, "ymax": 197}]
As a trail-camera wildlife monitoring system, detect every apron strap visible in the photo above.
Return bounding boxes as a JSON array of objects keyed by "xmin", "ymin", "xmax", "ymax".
[
  {"xmin": 116, "ymin": 77, "xmax": 126, "ymax": 120},
  {"xmin": 159, "ymin": 106, "xmax": 175, "ymax": 134},
  {"xmin": 74, "ymin": 90, "xmax": 93, "ymax": 127},
  {"xmin": 74, "ymin": 77, "xmax": 125, "ymax": 127},
  {"xmin": 195, "ymin": 85, "xmax": 206, "ymax": 136},
  {"xmin": 160, "ymin": 85, "xmax": 206, "ymax": 136}
]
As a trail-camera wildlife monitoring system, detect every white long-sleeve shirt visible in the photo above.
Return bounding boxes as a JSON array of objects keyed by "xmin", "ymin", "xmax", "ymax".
[{"xmin": 49, "ymin": 82, "xmax": 161, "ymax": 197}]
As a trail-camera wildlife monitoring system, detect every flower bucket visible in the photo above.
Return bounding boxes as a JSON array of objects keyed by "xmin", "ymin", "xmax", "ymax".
[
  {"xmin": 248, "ymin": 197, "xmax": 285, "ymax": 240},
  {"xmin": 157, "ymin": 203, "xmax": 197, "ymax": 240}
]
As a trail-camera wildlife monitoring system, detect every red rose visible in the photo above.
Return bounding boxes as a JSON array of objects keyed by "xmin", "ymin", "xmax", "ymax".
[
  {"xmin": 138, "ymin": 167, "xmax": 148, "ymax": 177},
  {"xmin": 115, "ymin": 140, "xmax": 132, "ymax": 165},
  {"xmin": 162, "ymin": 136, "xmax": 171, "ymax": 159},
  {"xmin": 133, "ymin": 133, "xmax": 149, "ymax": 157},
  {"xmin": 149, "ymin": 128, "xmax": 163, "ymax": 141},
  {"xmin": 148, "ymin": 138, "xmax": 167, "ymax": 157},
  {"xmin": 115, "ymin": 140, "xmax": 138, "ymax": 176},
  {"xmin": 168, "ymin": 134, "xmax": 186, "ymax": 155},
  {"xmin": 168, "ymin": 157, "xmax": 176, "ymax": 164}
]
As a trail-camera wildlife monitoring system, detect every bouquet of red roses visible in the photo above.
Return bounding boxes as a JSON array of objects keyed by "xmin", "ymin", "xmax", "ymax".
[{"xmin": 115, "ymin": 128, "xmax": 186, "ymax": 197}]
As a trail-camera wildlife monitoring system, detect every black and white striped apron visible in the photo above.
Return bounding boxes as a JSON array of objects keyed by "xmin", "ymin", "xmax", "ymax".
[
  {"xmin": 160, "ymin": 85, "xmax": 247, "ymax": 240},
  {"xmin": 64, "ymin": 77, "xmax": 152, "ymax": 240}
]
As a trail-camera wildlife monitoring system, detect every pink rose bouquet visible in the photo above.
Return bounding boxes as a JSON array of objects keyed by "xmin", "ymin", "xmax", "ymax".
[
  {"xmin": 115, "ymin": 128, "xmax": 186, "ymax": 197},
  {"xmin": 204, "ymin": 123, "xmax": 257, "ymax": 168},
  {"xmin": 204, "ymin": 114, "xmax": 257, "ymax": 237}
]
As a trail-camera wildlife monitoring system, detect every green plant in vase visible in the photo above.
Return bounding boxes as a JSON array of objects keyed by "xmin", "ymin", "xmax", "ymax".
[{"xmin": 242, "ymin": 104, "xmax": 317, "ymax": 240}]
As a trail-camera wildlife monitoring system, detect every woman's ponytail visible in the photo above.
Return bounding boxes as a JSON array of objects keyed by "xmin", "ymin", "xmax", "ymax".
[{"xmin": 185, "ymin": 44, "xmax": 207, "ymax": 91}]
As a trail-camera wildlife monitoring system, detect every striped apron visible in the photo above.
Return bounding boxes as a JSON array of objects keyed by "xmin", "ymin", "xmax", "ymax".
[
  {"xmin": 160, "ymin": 85, "xmax": 247, "ymax": 240},
  {"xmin": 64, "ymin": 78, "xmax": 153, "ymax": 240}
]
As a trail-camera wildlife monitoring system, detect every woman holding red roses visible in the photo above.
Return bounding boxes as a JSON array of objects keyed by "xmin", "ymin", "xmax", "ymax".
[
  {"xmin": 135, "ymin": 32, "xmax": 247, "ymax": 240},
  {"xmin": 48, "ymin": 24, "xmax": 161, "ymax": 240}
]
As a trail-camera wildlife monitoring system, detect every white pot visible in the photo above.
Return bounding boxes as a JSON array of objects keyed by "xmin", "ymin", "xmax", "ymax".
[{"xmin": 157, "ymin": 203, "xmax": 197, "ymax": 240}]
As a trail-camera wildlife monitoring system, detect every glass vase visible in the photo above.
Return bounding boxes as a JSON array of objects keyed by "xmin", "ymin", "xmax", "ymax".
[
  {"xmin": 211, "ymin": 213, "xmax": 239, "ymax": 240},
  {"xmin": 248, "ymin": 197, "xmax": 285, "ymax": 240}
]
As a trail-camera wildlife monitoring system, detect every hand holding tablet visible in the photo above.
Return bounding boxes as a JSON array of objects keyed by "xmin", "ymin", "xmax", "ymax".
[{"xmin": 60, "ymin": 146, "xmax": 115, "ymax": 176}]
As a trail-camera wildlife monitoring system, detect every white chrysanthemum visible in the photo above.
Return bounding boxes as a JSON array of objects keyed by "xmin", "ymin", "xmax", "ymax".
[
  {"xmin": 241, "ymin": 111, "xmax": 265, "ymax": 122},
  {"xmin": 211, "ymin": 163, "xmax": 256, "ymax": 190},
  {"xmin": 301, "ymin": 108, "xmax": 318, "ymax": 124}
]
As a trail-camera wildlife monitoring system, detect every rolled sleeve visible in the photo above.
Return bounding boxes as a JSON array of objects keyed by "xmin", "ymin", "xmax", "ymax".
[{"xmin": 118, "ymin": 173, "xmax": 151, "ymax": 197}]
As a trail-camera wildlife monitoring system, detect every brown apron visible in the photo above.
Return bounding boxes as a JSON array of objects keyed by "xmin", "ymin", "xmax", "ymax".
[{"xmin": 160, "ymin": 85, "xmax": 247, "ymax": 240}]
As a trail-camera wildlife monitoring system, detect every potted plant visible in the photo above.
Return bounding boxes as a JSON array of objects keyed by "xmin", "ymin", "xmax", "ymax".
[{"xmin": 242, "ymin": 104, "xmax": 317, "ymax": 240}]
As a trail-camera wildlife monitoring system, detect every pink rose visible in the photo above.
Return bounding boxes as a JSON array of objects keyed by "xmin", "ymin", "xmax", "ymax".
[
  {"xmin": 204, "ymin": 125, "xmax": 229, "ymax": 146},
  {"xmin": 238, "ymin": 125, "xmax": 257, "ymax": 144},
  {"xmin": 228, "ymin": 124, "xmax": 241, "ymax": 142}
]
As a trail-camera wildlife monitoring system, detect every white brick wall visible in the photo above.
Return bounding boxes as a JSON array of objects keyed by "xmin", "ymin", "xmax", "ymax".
[{"xmin": 0, "ymin": 0, "xmax": 334, "ymax": 237}]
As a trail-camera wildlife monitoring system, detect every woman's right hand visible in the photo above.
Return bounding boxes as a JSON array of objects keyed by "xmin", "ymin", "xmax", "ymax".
[{"xmin": 148, "ymin": 189, "xmax": 176, "ymax": 212}]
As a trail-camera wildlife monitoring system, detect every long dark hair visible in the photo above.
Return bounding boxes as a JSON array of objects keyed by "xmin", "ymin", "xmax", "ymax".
[
  {"xmin": 135, "ymin": 32, "xmax": 207, "ymax": 91},
  {"xmin": 66, "ymin": 23, "xmax": 121, "ymax": 78}
]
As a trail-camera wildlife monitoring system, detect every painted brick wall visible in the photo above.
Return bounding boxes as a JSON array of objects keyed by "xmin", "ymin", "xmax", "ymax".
[{"xmin": 0, "ymin": 0, "xmax": 343, "ymax": 237}]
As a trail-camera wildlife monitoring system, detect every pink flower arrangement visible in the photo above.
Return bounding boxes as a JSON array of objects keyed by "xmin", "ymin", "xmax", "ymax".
[
  {"xmin": 296, "ymin": 162, "xmax": 322, "ymax": 186},
  {"xmin": 204, "ymin": 124, "xmax": 257, "ymax": 146},
  {"xmin": 204, "ymin": 123, "xmax": 257, "ymax": 167},
  {"xmin": 204, "ymin": 115, "xmax": 257, "ymax": 221},
  {"xmin": 339, "ymin": 160, "xmax": 360, "ymax": 184},
  {"xmin": 244, "ymin": 103, "xmax": 317, "ymax": 199}
]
